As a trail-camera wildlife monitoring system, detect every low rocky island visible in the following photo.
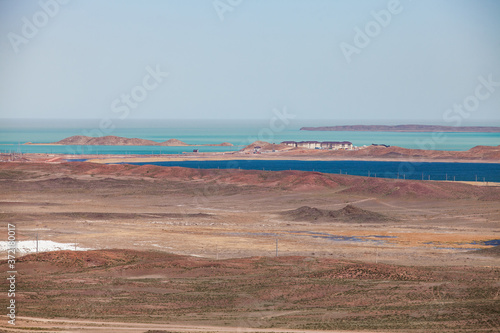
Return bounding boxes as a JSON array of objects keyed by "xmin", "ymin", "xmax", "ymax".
[
  {"xmin": 25, "ymin": 135, "xmax": 233, "ymax": 147},
  {"xmin": 300, "ymin": 124, "xmax": 500, "ymax": 132}
]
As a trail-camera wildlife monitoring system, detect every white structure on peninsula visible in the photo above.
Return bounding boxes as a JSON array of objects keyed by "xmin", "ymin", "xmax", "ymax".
[{"xmin": 281, "ymin": 141, "xmax": 353, "ymax": 150}]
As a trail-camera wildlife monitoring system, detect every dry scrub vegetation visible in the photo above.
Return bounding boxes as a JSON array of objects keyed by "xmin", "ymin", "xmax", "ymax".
[
  {"xmin": 0, "ymin": 162, "xmax": 499, "ymax": 332},
  {"xmin": 5, "ymin": 249, "xmax": 500, "ymax": 331}
]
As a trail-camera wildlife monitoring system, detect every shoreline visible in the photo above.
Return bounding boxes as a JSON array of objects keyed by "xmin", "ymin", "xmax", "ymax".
[
  {"xmin": 2, "ymin": 151, "xmax": 499, "ymax": 164},
  {"xmin": 84, "ymin": 154, "xmax": 500, "ymax": 164},
  {"xmin": 22, "ymin": 143, "xmax": 240, "ymax": 147}
]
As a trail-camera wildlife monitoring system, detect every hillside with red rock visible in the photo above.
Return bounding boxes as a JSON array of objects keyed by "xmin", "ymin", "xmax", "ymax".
[{"xmin": 1, "ymin": 162, "xmax": 499, "ymax": 200}]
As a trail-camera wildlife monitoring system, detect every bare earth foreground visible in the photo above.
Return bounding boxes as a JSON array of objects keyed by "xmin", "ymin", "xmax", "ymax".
[{"xmin": 1, "ymin": 161, "xmax": 499, "ymax": 332}]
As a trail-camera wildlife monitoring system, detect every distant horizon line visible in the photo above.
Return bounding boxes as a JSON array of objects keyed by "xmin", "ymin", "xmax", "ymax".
[
  {"xmin": 2, "ymin": 118, "xmax": 500, "ymax": 130},
  {"xmin": 2, "ymin": 117, "xmax": 500, "ymax": 122}
]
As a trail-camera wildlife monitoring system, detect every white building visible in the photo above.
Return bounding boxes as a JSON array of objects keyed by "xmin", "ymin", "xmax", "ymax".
[{"xmin": 281, "ymin": 141, "xmax": 353, "ymax": 150}]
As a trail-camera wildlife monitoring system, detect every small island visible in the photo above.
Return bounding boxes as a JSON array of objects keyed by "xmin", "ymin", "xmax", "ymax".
[
  {"xmin": 24, "ymin": 135, "xmax": 234, "ymax": 147},
  {"xmin": 300, "ymin": 125, "xmax": 500, "ymax": 132}
]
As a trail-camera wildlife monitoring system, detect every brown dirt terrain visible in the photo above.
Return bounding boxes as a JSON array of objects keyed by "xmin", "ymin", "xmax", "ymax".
[
  {"xmin": 1, "ymin": 162, "xmax": 499, "ymax": 332},
  {"xmin": 1, "ymin": 250, "xmax": 499, "ymax": 332}
]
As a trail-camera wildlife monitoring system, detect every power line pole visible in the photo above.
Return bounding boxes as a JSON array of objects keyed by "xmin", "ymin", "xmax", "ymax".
[
  {"xmin": 36, "ymin": 232, "xmax": 38, "ymax": 254},
  {"xmin": 275, "ymin": 238, "xmax": 278, "ymax": 257}
]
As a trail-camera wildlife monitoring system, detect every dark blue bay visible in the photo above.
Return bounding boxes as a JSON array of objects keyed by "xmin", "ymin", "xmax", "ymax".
[{"xmin": 119, "ymin": 160, "xmax": 500, "ymax": 182}]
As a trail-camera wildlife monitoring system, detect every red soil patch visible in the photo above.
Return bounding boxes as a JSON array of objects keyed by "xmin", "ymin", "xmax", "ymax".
[{"xmin": 1, "ymin": 162, "xmax": 499, "ymax": 199}]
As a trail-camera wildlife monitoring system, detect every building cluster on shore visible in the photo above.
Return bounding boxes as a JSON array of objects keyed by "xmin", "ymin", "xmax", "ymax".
[
  {"xmin": 281, "ymin": 141, "xmax": 354, "ymax": 150},
  {"xmin": 0, "ymin": 152, "xmax": 26, "ymax": 162}
]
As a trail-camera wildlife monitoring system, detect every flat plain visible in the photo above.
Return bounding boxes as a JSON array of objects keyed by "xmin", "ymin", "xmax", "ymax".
[{"xmin": 1, "ymin": 161, "xmax": 499, "ymax": 332}]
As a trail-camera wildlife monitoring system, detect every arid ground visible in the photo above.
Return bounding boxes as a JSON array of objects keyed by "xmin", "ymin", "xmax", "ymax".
[{"xmin": 1, "ymin": 161, "xmax": 499, "ymax": 332}]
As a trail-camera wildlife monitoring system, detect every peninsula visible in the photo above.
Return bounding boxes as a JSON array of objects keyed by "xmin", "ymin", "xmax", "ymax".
[{"xmin": 300, "ymin": 124, "xmax": 500, "ymax": 132}]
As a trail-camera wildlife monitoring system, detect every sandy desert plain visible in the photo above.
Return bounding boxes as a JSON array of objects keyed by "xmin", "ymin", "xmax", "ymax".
[{"xmin": 1, "ymin": 147, "xmax": 500, "ymax": 333}]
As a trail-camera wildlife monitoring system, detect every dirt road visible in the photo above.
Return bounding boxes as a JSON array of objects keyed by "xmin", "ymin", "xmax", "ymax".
[{"xmin": 3, "ymin": 316, "xmax": 379, "ymax": 333}]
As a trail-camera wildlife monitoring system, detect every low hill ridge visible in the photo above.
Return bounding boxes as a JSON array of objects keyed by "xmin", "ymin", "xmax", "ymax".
[
  {"xmin": 158, "ymin": 138, "xmax": 190, "ymax": 146},
  {"xmin": 241, "ymin": 140, "xmax": 291, "ymax": 151},
  {"xmin": 2, "ymin": 162, "xmax": 500, "ymax": 200},
  {"xmin": 301, "ymin": 125, "xmax": 500, "ymax": 132},
  {"xmin": 283, "ymin": 204, "xmax": 394, "ymax": 222},
  {"xmin": 45, "ymin": 135, "xmax": 233, "ymax": 147}
]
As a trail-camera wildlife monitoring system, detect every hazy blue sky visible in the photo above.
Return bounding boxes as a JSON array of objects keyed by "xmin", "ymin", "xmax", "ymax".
[{"xmin": 1, "ymin": 0, "xmax": 499, "ymax": 123}]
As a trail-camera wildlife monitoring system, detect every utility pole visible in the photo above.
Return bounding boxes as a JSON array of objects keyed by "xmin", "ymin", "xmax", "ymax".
[
  {"xmin": 216, "ymin": 244, "xmax": 219, "ymax": 260},
  {"xmin": 36, "ymin": 232, "xmax": 38, "ymax": 254},
  {"xmin": 275, "ymin": 238, "xmax": 278, "ymax": 257}
]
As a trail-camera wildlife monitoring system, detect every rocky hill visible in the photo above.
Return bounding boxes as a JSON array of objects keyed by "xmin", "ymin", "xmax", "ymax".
[
  {"xmin": 282, "ymin": 204, "xmax": 394, "ymax": 222},
  {"xmin": 157, "ymin": 138, "xmax": 190, "ymax": 146},
  {"xmin": 240, "ymin": 140, "xmax": 291, "ymax": 151},
  {"xmin": 54, "ymin": 135, "xmax": 158, "ymax": 146},
  {"xmin": 42, "ymin": 135, "xmax": 233, "ymax": 147}
]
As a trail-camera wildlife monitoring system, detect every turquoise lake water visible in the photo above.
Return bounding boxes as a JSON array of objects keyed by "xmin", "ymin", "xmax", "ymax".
[
  {"xmin": 2, "ymin": 122, "xmax": 499, "ymax": 181},
  {"xmin": 1, "ymin": 123, "xmax": 499, "ymax": 154}
]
